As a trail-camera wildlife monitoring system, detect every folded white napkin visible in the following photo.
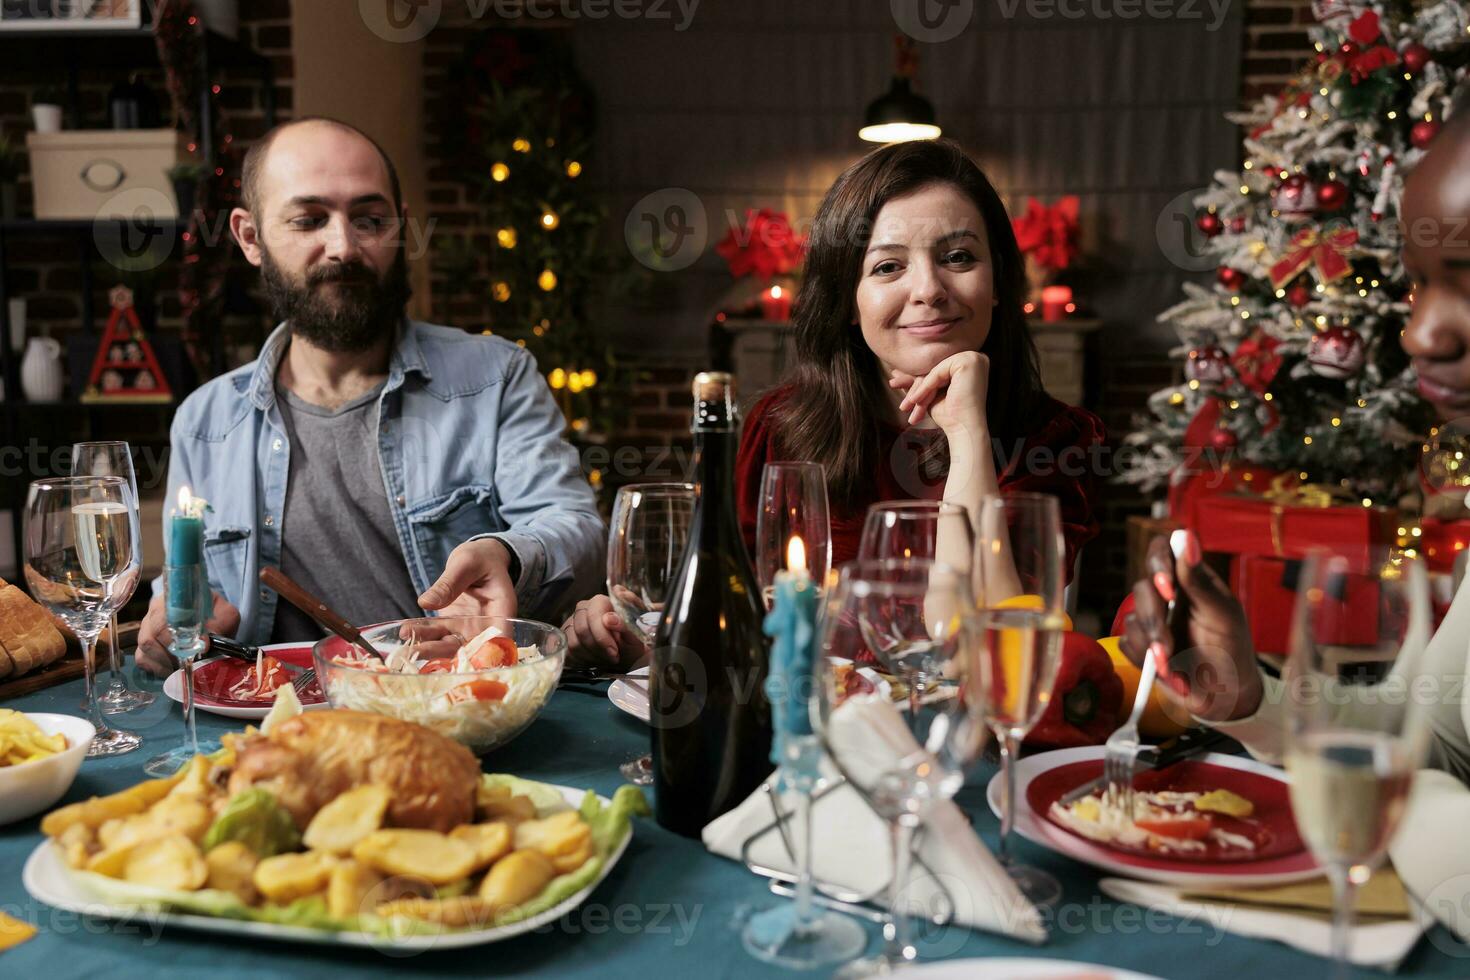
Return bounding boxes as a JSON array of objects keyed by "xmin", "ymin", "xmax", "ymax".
[
  {"xmin": 1098, "ymin": 877, "xmax": 1426, "ymax": 971},
  {"xmin": 702, "ymin": 696, "xmax": 1047, "ymax": 944}
]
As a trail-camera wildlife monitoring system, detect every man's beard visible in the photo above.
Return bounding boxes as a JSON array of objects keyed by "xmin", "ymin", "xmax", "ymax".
[{"xmin": 261, "ymin": 245, "xmax": 411, "ymax": 353}]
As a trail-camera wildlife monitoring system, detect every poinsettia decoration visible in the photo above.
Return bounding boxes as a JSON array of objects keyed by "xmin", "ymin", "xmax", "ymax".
[
  {"xmin": 1341, "ymin": 10, "xmax": 1400, "ymax": 84},
  {"xmin": 715, "ymin": 209, "xmax": 805, "ymax": 280},
  {"xmin": 1011, "ymin": 196, "xmax": 1081, "ymax": 273}
]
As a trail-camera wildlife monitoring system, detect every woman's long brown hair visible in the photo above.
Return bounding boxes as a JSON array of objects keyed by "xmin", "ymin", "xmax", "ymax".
[{"xmin": 772, "ymin": 139, "xmax": 1044, "ymax": 504}]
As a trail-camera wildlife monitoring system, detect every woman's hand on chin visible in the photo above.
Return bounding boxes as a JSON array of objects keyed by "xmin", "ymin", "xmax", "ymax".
[{"xmin": 890, "ymin": 350, "xmax": 990, "ymax": 434}]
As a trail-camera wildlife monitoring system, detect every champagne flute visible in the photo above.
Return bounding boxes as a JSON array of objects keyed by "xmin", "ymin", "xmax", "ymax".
[
  {"xmin": 606, "ymin": 482, "xmax": 695, "ymax": 785},
  {"xmin": 22, "ymin": 476, "xmax": 142, "ymax": 756},
  {"xmin": 975, "ymin": 492, "xmax": 1066, "ymax": 907},
  {"xmin": 1285, "ymin": 547, "xmax": 1431, "ymax": 980},
  {"xmin": 814, "ymin": 558, "xmax": 986, "ymax": 978},
  {"xmin": 71, "ymin": 441, "xmax": 155, "ymax": 712},
  {"xmin": 755, "ymin": 462, "xmax": 831, "ymax": 607},
  {"xmin": 144, "ymin": 562, "xmax": 220, "ymax": 776}
]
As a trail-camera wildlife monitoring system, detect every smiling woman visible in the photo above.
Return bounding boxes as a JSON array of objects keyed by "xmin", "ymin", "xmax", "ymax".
[{"xmin": 734, "ymin": 139, "xmax": 1105, "ymax": 574}]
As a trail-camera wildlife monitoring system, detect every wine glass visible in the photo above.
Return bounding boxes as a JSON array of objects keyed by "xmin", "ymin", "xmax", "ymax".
[
  {"xmin": 1284, "ymin": 547, "xmax": 1431, "ymax": 980},
  {"xmin": 606, "ymin": 482, "xmax": 695, "ymax": 785},
  {"xmin": 71, "ymin": 441, "xmax": 155, "ymax": 713},
  {"xmin": 22, "ymin": 476, "xmax": 142, "ymax": 757},
  {"xmin": 814, "ymin": 558, "xmax": 986, "ymax": 978},
  {"xmin": 975, "ymin": 492, "xmax": 1066, "ymax": 907},
  {"xmin": 755, "ymin": 462, "xmax": 831, "ymax": 606},
  {"xmin": 144, "ymin": 562, "xmax": 221, "ymax": 776},
  {"xmin": 857, "ymin": 501, "xmax": 974, "ymax": 722}
]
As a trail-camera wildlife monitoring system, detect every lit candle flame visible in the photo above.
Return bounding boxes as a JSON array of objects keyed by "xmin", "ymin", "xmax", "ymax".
[
  {"xmin": 786, "ymin": 534, "xmax": 807, "ymax": 574},
  {"xmin": 177, "ymin": 485, "xmax": 193, "ymax": 512},
  {"xmin": 770, "ymin": 285, "xmax": 782, "ymax": 299}
]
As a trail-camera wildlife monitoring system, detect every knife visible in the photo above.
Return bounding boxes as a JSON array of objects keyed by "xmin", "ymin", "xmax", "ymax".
[{"xmin": 1057, "ymin": 726, "xmax": 1236, "ymax": 806}]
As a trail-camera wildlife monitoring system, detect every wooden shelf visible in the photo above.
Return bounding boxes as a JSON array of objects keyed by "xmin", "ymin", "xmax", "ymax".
[{"xmin": 0, "ymin": 25, "xmax": 267, "ymax": 71}]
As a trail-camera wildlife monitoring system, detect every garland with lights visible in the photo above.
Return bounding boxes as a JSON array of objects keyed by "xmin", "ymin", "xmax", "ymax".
[
  {"xmin": 439, "ymin": 29, "xmax": 623, "ymax": 445},
  {"xmin": 154, "ymin": 0, "xmax": 244, "ymax": 382},
  {"xmin": 1122, "ymin": 0, "xmax": 1470, "ymax": 506}
]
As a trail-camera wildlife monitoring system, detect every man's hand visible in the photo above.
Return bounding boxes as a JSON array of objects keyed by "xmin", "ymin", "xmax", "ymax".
[
  {"xmin": 1120, "ymin": 531, "xmax": 1264, "ymax": 723},
  {"xmin": 563, "ymin": 593, "xmax": 648, "ymax": 670},
  {"xmin": 136, "ymin": 591, "xmax": 242, "ymax": 677},
  {"xmin": 418, "ymin": 538, "xmax": 518, "ymax": 618}
]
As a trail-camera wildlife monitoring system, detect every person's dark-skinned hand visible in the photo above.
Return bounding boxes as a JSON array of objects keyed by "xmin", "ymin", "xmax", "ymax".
[{"xmin": 1119, "ymin": 531, "xmax": 1264, "ymax": 724}]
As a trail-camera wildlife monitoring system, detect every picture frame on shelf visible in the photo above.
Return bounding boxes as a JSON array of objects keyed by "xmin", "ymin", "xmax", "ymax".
[{"xmin": 0, "ymin": 0, "xmax": 143, "ymax": 32}]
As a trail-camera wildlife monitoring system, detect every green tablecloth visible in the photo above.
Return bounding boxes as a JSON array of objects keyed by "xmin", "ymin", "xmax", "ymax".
[{"xmin": 3, "ymin": 670, "xmax": 1468, "ymax": 980}]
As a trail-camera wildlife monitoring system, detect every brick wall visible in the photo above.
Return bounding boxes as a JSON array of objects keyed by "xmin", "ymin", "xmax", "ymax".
[
  {"xmin": 0, "ymin": 2, "xmax": 294, "ymax": 363},
  {"xmin": 1242, "ymin": 0, "xmax": 1316, "ymax": 103}
]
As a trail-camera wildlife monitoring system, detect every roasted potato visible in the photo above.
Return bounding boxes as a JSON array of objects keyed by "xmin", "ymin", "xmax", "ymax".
[
  {"xmin": 167, "ymin": 756, "xmax": 218, "ymax": 801},
  {"xmin": 57, "ymin": 822, "xmax": 95, "ymax": 870},
  {"xmin": 303, "ymin": 785, "xmax": 391, "ymax": 856},
  {"xmin": 448, "ymin": 822, "xmax": 512, "ymax": 871},
  {"xmin": 204, "ymin": 841, "xmax": 259, "ymax": 905},
  {"xmin": 122, "ymin": 835, "xmax": 209, "ymax": 891},
  {"xmin": 513, "ymin": 811, "xmax": 594, "ymax": 872},
  {"xmin": 326, "ymin": 858, "xmax": 384, "ymax": 921},
  {"xmin": 375, "ymin": 896, "xmax": 494, "ymax": 928},
  {"xmin": 42, "ymin": 773, "xmax": 183, "ymax": 838},
  {"xmin": 479, "ymin": 849, "xmax": 555, "ymax": 911},
  {"xmin": 476, "ymin": 784, "xmax": 537, "ymax": 824},
  {"xmin": 253, "ymin": 850, "xmax": 335, "ymax": 904},
  {"xmin": 350, "ymin": 829, "xmax": 476, "ymax": 885}
]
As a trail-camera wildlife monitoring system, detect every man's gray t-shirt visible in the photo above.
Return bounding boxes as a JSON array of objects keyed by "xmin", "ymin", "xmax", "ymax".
[{"xmin": 269, "ymin": 382, "xmax": 422, "ymax": 643}]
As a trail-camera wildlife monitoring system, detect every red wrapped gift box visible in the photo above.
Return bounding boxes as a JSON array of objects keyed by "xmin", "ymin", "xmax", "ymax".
[
  {"xmin": 1233, "ymin": 555, "xmax": 1380, "ymax": 655},
  {"xmin": 1420, "ymin": 517, "xmax": 1470, "ymax": 575}
]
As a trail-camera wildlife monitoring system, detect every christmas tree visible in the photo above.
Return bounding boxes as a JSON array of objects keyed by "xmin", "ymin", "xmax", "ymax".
[
  {"xmin": 1122, "ymin": 0, "xmax": 1470, "ymax": 507},
  {"xmin": 439, "ymin": 30, "xmax": 623, "ymax": 442}
]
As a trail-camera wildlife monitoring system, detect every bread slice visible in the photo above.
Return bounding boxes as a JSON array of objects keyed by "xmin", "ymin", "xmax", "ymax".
[{"xmin": 0, "ymin": 581, "xmax": 67, "ymax": 677}]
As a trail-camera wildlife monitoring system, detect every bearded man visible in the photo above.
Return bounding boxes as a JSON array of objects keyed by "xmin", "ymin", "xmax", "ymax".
[{"xmin": 136, "ymin": 117, "xmax": 604, "ymax": 673}]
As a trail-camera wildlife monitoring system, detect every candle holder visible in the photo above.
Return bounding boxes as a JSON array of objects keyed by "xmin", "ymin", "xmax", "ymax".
[
  {"xmin": 740, "ymin": 570, "xmax": 867, "ymax": 969},
  {"xmin": 144, "ymin": 563, "xmax": 222, "ymax": 777}
]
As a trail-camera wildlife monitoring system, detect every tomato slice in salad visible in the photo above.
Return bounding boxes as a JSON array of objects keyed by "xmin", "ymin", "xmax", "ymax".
[
  {"xmin": 418, "ymin": 658, "xmax": 455, "ymax": 674},
  {"xmin": 466, "ymin": 635, "xmax": 519, "ymax": 669},
  {"xmin": 446, "ymin": 679, "xmax": 509, "ymax": 703},
  {"xmin": 1134, "ymin": 816, "xmax": 1214, "ymax": 841}
]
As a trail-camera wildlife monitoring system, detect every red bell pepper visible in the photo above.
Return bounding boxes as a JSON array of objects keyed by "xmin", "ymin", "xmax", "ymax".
[{"xmin": 1023, "ymin": 632, "xmax": 1124, "ymax": 749}]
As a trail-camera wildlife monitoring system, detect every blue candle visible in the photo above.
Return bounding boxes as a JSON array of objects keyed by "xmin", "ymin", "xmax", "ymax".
[
  {"xmin": 764, "ymin": 564, "xmax": 817, "ymax": 765},
  {"xmin": 167, "ymin": 487, "xmax": 207, "ymax": 628}
]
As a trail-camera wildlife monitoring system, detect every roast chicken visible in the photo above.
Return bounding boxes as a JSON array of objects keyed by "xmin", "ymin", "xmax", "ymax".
[{"xmin": 227, "ymin": 710, "xmax": 480, "ymax": 832}]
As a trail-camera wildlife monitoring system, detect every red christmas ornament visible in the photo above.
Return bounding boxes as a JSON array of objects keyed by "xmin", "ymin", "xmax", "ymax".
[
  {"xmin": 1317, "ymin": 179, "xmax": 1349, "ymax": 210},
  {"xmin": 1217, "ymin": 266, "xmax": 1245, "ymax": 291},
  {"xmin": 1186, "ymin": 345, "xmax": 1231, "ymax": 386},
  {"xmin": 1229, "ymin": 216, "xmax": 1248, "ymax": 234},
  {"xmin": 1402, "ymin": 43, "xmax": 1432, "ymax": 74},
  {"xmin": 1288, "ymin": 283, "xmax": 1313, "ymax": 308},
  {"xmin": 1196, "ymin": 212, "xmax": 1223, "ymax": 238},
  {"xmin": 1307, "ymin": 326, "xmax": 1366, "ymax": 379},
  {"xmin": 1232, "ymin": 331, "xmax": 1282, "ymax": 393},
  {"xmin": 1412, "ymin": 120, "xmax": 1443, "ymax": 150},
  {"xmin": 1209, "ymin": 427, "xmax": 1238, "ymax": 452},
  {"xmin": 1272, "ymin": 175, "xmax": 1318, "ymax": 221}
]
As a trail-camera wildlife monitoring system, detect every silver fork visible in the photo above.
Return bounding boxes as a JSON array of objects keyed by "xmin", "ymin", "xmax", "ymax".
[
  {"xmin": 289, "ymin": 668, "xmax": 317, "ymax": 696},
  {"xmin": 1102, "ymin": 649, "xmax": 1158, "ymax": 816}
]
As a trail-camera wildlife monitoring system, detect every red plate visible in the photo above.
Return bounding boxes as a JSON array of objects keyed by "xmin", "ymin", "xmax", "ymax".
[
  {"xmin": 192, "ymin": 646, "xmax": 325, "ymax": 707},
  {"xmin": 1028, "ymin": 759, "xmax": 1305, "ymax": 865}
]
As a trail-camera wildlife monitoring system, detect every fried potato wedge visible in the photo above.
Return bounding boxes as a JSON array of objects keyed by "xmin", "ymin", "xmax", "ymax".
[
  {"xmin": 253, "ymin": 850, "xmax": 334, "ymax": 904},
  {"xmin": 478, "ymin": 848, "xmax": 554, "ymax": 911},
  {"xmin": 303, "ymin": 785, "xmax": 391, "ymax": 856},
  {"xmin": 375, "ymin": 896, "xmax": 495, "ymax": 928},
  {"xmin": 350, "ymin": 829, "xmax": 476, "ymax": 886},
  {"xmin": 513, "ymin": 811, "xmax": 593, "ymax": 871},
  {"xmin": 326, "ymin": 858, "xmax": 384, "ymax": 921},
  {"xmin": 448, "ymin": 822, "xmax": 512, "ymax": 872},
  {"xmin": 122, "ymin": 835, "xmax": 208, "ymax": 892},
  {"xmin": 204, "ymin": 841, "xmax": 259, "ymax": 905},
  {"xmin": 41, "ymin": 773, "xmax": 183, "ymax": 838},
  {"xmin": 476, "ymin": 784, "xmax": 537, "ymax": 824}
]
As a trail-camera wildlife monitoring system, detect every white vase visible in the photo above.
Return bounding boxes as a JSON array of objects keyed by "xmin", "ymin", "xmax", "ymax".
[
  {"xmin": 31, "ymin": 104, "xmax": 62, "ymax": 134},
  {"xmin": 20, "ymin": 336, "xmax": 64, "ymax": 403}
]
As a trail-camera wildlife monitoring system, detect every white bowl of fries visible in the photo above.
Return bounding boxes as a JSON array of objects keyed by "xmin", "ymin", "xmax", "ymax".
[{"xmin": 0, "ymin": 710, "xmax": 95, "ymax": 826}]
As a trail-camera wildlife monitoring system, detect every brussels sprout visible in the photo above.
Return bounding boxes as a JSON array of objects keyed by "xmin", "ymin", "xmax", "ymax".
[{"xmin": 202, "ymin": 789, "xmax": 301, "ymax": 858}]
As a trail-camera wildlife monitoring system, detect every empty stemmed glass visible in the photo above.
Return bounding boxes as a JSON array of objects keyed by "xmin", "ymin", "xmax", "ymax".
[
  {"xmin": 814, "ymin": 558, "xmax": 986, "ymax": 978},
  {"xmin": 71, "ymin": 440, "xmax": 155, "ymax": 713},
  {"xmin": 22, "ymin": 476, "xmax": 141, "ymax": 756},
  {"xmin": 144, "ymin": 562, "xmax": 221, "ymax": 777},
  {"xmin": 755, "ymin": 462, "xmax": 831, "ymax": 607},
  {"xmin": 1285, "ymin": 547, "xmax": 1431, "ymax": 980},
  {"xmin": 858, "ymin": 501, "xmax": 974, "ymax": 723},
  {"xmin": 975, "ymin": 492, "xmax": 1067, "ymax": 907},
  {"xmin": 606, "ymin": 482, "xmax": 695, "ymax": 785}
]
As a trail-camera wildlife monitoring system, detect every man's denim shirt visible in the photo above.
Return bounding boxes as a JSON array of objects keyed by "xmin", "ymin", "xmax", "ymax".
[{"xmin": 155, "ymin": 319, "xmax": 606, "ymax": 644}]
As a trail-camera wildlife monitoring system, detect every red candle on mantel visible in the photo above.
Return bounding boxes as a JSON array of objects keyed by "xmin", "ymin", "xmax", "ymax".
[
  {"xmin": 1041, "ymin": 285, "xmax": 1073, "ymax": 322},
  {"xmin": 761, "ymin": 285, "xmax": 792, "ymax": 321}
]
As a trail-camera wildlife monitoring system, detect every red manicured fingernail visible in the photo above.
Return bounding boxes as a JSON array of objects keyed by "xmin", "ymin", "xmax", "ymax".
[
  {"xmin": 1152, "ymin": 572, "xmax": 1176, "ymax": 603},
  {"xmin": 1149, "ymin": 641, "xmax": 1170, "ymax": 677},
  {"xmin": 1185, "ymin": 530, "xmax": 1202, "ymax": 565},
  {"xmin": 1165, "ymin": 673, "xmax": 1191, "ymax": 698}
]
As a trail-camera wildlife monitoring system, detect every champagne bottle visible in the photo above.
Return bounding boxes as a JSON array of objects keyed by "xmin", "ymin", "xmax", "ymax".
[{"xmin": 651, "ymin": 372, "xmax": 773, "ymax": 837}]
